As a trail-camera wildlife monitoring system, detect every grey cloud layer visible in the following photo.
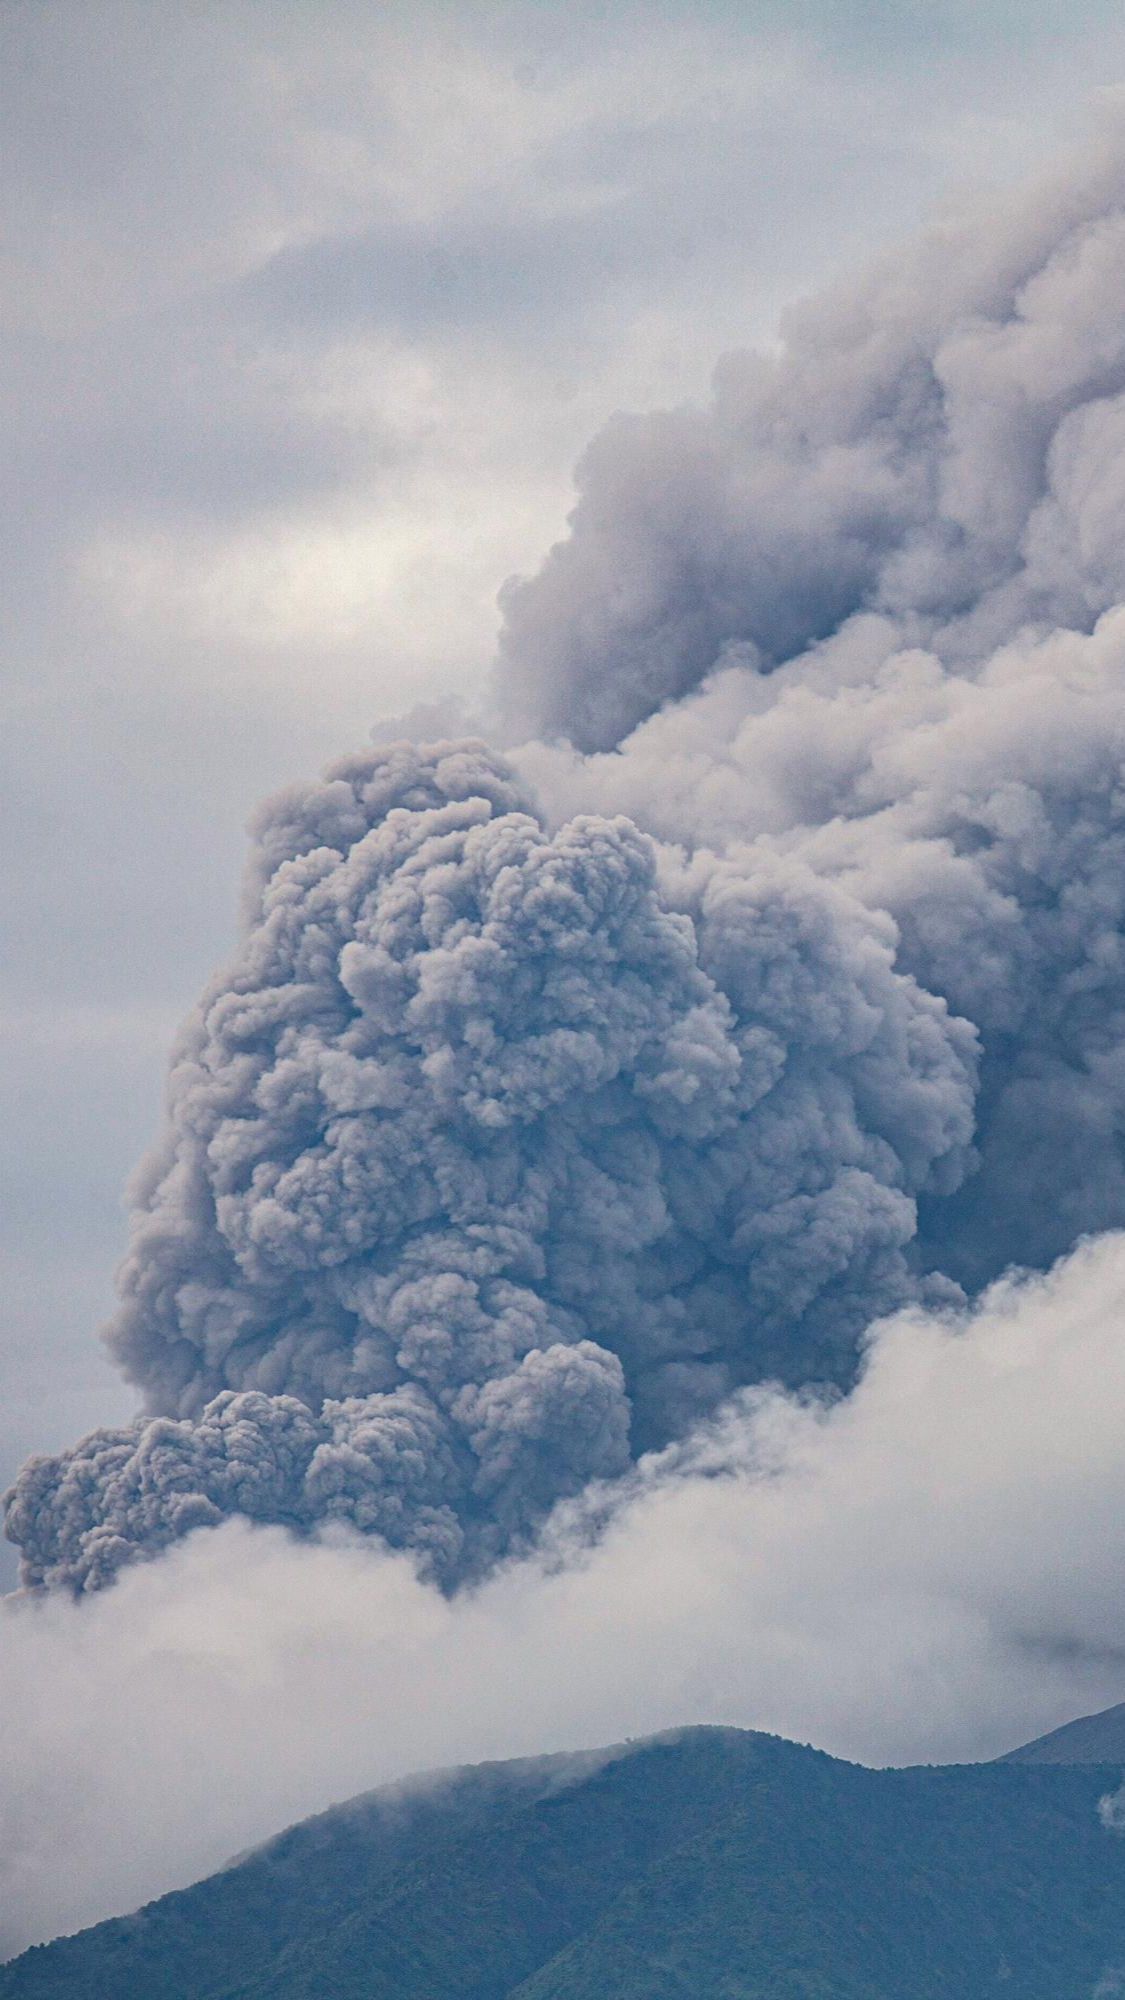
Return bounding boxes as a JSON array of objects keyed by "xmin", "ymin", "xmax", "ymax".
[{"xmin": 5, "ymin": 743, "xmax": 974, "ymax": 1590}]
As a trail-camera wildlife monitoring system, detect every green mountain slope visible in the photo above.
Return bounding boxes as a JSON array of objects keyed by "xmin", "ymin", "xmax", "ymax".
[{"xmin": 4, "ymin": 1727, "xmax": 1125, "ymax": 1999}]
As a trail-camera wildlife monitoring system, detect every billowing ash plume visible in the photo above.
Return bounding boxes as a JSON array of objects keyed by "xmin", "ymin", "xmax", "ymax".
[
  {"xmin": 12, "ymin": 128, "xmax": 1125, "ymax": 1593},
  {"xmin": 519, "ymin": 612, "xmax": 1125, "ymax": 1291},
  {"xmin": 500, "ymin": 133, "xmax": 1125, "ymax": 752},
  {"xmin": 6, "ymin": 742, "xmax": 974, "ymax": 1590},
  {"xmin": 510, "ymin": 130, "xmax": 1125, "ymax": 1289}
]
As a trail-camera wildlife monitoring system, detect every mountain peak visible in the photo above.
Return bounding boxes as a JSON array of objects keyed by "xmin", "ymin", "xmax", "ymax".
[{"xmin": 1001, "ymin": 1699, "xmax": 1125, "ymax": 1766}]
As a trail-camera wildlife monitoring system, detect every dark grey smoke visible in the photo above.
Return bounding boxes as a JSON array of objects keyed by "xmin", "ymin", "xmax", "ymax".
[
  {"xmin": 507, "ymin": 130, "xmax": 1125, "ymax": 1288},
  {"xmin": 499, "ymin": 136, "xmax": 1125, "ymax": 751},
  {"xmin": 12, "ymin": 130, "xmax": 1125, "ymax": 1593},
  {"xmin": 518, "ymin": 609, "xmax": 1125, "ymax": 1291},
  {"xmin": 5, "ymin": 742, "xmax": 975, "ymax": 1591}
]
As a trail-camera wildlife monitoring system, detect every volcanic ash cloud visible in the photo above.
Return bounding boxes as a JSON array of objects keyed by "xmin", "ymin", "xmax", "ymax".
[
  {"xmin": 511, "ymin": 124, "xmax": 1125, "ymax": 1290},
  {"xmin": 5, "ymin": 740, "xmax": 976, "ymax": 1591},
  {"xmin": 14, "ymin": 125, "xmax": 1125, "ymax": 1592}
]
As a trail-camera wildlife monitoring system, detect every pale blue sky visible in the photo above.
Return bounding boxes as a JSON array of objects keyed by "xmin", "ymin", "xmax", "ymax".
[{"xmin": 5, "ymin": 0, "xmax": 1125, "ymax": 1579}]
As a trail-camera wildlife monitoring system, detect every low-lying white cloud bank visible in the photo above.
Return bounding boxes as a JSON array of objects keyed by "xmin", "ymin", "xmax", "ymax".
[{"xmin": 4, "ymin": 1227, "xmax": 1125, "ymax": 1956}]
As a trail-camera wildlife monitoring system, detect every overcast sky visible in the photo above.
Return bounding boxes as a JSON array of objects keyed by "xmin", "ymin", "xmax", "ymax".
[{"xmin": 6, "ymin": 0, "xmax": 1125, "ymax": 1583}]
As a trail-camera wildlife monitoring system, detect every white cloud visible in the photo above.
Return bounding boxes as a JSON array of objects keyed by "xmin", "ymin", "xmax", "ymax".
[
  {"xmin": 1098, "ymin": 1784, "xmax": 1125, "ymax": 1831},
  {"xmin": 5, "ymin": 1230, "xmax": 1125, "ymax": 1954}
]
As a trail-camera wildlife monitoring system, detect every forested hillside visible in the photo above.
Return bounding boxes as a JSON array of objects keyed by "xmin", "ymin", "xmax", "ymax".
[{"xmin": 4, "ymin": 1726, "xmax": 1125, "ymax": 1999}]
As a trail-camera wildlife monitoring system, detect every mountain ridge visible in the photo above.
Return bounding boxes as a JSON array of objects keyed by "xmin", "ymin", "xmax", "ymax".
[
  {"xmin": 5, "ymin": 1722, "xmax": 1125, "ymax": 1999},
  {"xmin": 1002, "ymin": 1699, "xmax": 1125, "ymax": 1766}
]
